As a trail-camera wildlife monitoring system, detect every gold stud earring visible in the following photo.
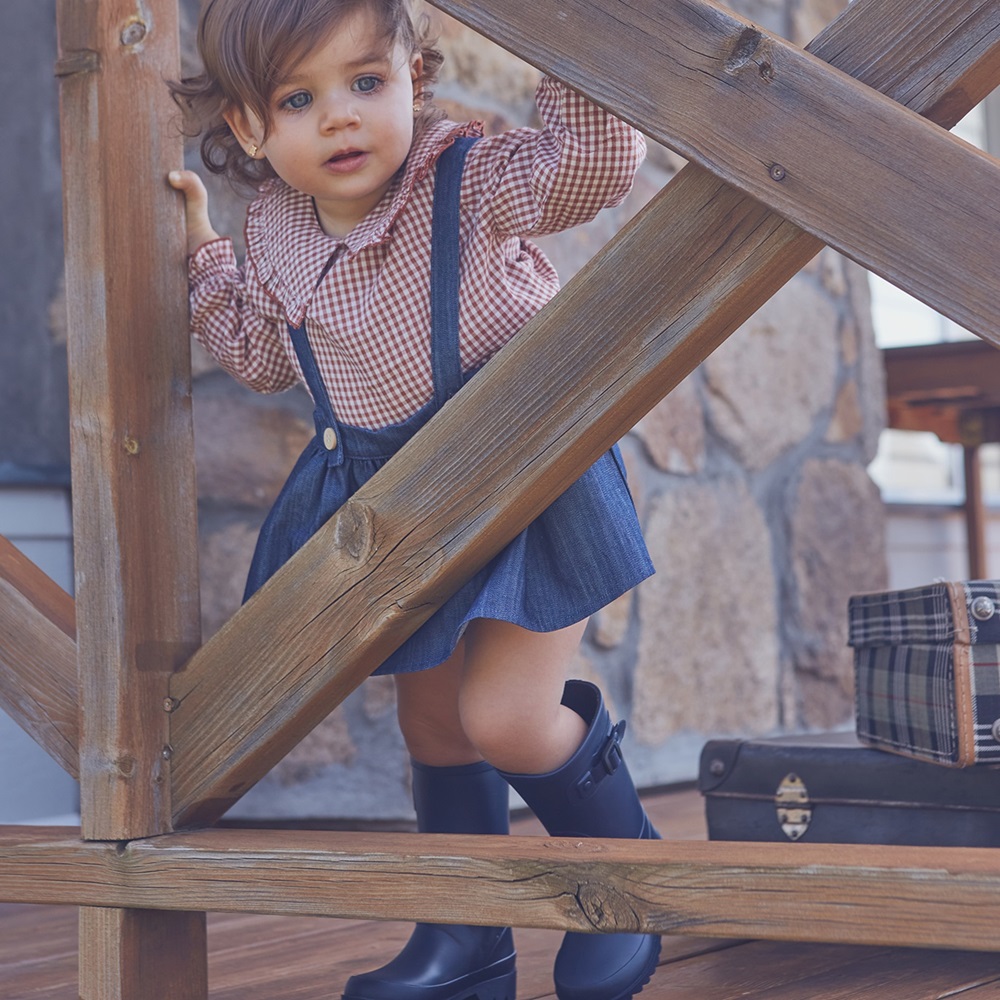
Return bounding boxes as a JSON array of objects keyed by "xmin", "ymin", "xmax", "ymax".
[{"xmin": 247, "ymin": 143, "xmax": 258, "ymax": 158}]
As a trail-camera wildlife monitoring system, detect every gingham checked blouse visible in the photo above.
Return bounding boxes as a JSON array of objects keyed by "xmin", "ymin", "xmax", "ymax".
[{"xmin": 187, "ymin": 78, "xmax": 646, "ymax": 429}]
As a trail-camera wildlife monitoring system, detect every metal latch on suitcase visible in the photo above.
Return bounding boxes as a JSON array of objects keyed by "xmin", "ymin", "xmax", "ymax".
[{"xmin": 775, "ymin": 773, "xmax": 812, "ymax": 840}]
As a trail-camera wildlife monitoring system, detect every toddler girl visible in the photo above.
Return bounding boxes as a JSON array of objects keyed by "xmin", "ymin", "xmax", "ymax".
[{"xmin": 169, "ymin": 1, "xmax": 659, "ymax": 998}]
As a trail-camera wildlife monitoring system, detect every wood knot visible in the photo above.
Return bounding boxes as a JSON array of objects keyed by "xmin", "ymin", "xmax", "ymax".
[
  {"xmin": 725, "ymin": 27, "xmax": 763, "ymax": 74},
  {"xmin": 334, "ymin": 501, "xmax": 375, "ymax": 562},
  {"xmin": 575, "ymin": 881, "xmax": 639, "ymax": 932}
]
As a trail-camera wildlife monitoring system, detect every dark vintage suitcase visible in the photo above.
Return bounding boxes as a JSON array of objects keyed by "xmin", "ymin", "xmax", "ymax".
[{"xmin": 698, "ymin": 731, "xmax": 1000, "ymax": 847}]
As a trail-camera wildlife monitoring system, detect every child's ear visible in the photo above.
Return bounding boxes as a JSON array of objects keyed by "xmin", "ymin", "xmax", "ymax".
[
  {"xmin": 410, "ymin": 52, "xmax": 424, "ymax": 88},
  {"xmin": 224, "ymin": 105, "xmax": 264, "ymax": 158}
]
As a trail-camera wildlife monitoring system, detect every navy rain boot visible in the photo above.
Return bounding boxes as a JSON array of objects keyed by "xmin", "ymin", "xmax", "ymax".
[
  {"xmin": 341, "ymin": 759, "xmax": 516, "ymax": 1000},
  {"xmin": 499, "ymin": 681, "xmax": 660, "ymax": 1000}
]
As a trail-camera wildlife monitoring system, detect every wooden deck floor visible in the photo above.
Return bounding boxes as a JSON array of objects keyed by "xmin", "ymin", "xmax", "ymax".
[{"xmin": 4, "ymin": 787, "xmax": 1000, "ymax": 999}]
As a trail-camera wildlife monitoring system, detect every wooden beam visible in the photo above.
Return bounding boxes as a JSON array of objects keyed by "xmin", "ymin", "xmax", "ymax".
[
  {"xmin": 963, "ymin": 446, "xmax": 988, "ymax": 578},
  {"xmin": 56, "ymin": 0, "xmax": 207, "ymax": 994},
  {"xmin": 0, "ymin": 536, "xmax": 78, "ymax": 777},
  {"xmin": 167, "ymin": 0, "xmax": 1000, "ymax": 829},
  {"xmin": 5, "ymin": 828, "xmax": 1000, "ymax": 953},
  {"xmin": 78, "ymin": 907, "xmax": 208, "ymax": 1000},
  {"xmin": 884, "ymin": 340, "xmax": 1000, "ymax": 410},
  {"xmin": 430, "ymin": 0, "xmax": 1000, "ymax": 344},
  {"xmin": 57, "ymin": 0, "xmax": 201, "ymax": 841}
]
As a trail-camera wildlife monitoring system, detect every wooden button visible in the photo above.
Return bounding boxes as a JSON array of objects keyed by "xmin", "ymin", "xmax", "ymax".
[{"xmin": 323, "ymin": 427, "xmax": 337, "ymax": 450}]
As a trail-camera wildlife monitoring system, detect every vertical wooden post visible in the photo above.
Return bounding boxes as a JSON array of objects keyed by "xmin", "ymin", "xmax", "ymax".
[
  {"xmin": 56, "ymin": 0, "xmax": 200, "ymax": 844},
  {"xmin": 78, "ymin": 908, "xmax": 208, "ymax": 1000},
  {"xmin": 963, "ymin": 445, "xmax": 988, "ymax": 578},
  {"xmin": 55, "ymin": 0, "xmax": 206, "ymax": 994}
]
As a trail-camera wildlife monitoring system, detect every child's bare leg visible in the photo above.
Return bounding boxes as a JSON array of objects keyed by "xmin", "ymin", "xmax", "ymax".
[
  {"xmin": 459, "ymin": 618, "xmax": 588, "ymax": 774},
  {"xmin": 394, "ymin": 639, "xmax": 482, "ymax": 766},
  {"xmin": 461, "ymin": 619, "xmax": 661, "ymax": 1000},
  {"xmin": 347, "ymin": 641, "xmax": 517, "ymax": 1000}
]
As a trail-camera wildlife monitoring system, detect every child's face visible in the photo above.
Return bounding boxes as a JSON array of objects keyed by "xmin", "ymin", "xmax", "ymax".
[{"xmin": 226, "ymin": 8, "xmax": 421, "ymax": 238}]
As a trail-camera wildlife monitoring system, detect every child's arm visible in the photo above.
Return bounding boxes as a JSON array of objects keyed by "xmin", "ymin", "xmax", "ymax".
[
  {"xmin": 474, "ymin": 78, "xmax": 646, "ymax": 238},
  {"xmin": 169, "ymin": 170, "xmax": 223, "ymax": 254},
  {"xmin": 168, "ymin": 170, "xmax": 298, "ymax": 394}
]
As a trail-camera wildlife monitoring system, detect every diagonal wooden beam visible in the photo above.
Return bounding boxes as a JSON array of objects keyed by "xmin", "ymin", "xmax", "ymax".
[
  {"xmin": 431, "ymin": 0, "xmax": 1000, "ymax": 344},
  {"xmin": 4, "ymin": 828, "xmax": 1000, "ymax": 952},
  {"xmin": 0, "ymin": 536, "xmax": 78, "ymax": 777},
  {"xmin": 167, "ymin": 0, "xmax": 1000, "ymax": 828}
]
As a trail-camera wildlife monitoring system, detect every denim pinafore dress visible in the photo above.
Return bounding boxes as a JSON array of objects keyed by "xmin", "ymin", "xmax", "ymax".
[{"xmin": 244, "ymin": 137, "xmax": 654, "ymax": 675}]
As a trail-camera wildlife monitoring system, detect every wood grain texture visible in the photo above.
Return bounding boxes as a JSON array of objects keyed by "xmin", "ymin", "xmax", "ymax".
[
  {"xmin": 56, "ymin": 0, "xmax": 208, "ymax": 994},
  {"xmin": 5, "ymin": 829, "xmax": 1000, "ymax": 952},
  {"xmin": 4, "ymin": 791, "xmax": 1000, "ymax": 997},
  {"xmin": 6, "ymin": 905, "xmax": 1000, "ymax": 1000},
  {"xmin": 430, "ymin": 0, "xmax": 1000, "ymax": 342},
  {"xmin": 79, "ymin": 907, "xmax": 207, "ymax": 1000},
  {"xmin": 166, "ymin": 0, "xmax": 1000, "ymax": 829},
  {"xmin": 0, "ymin": 536, "xmax": 78, "ymax": 776},
  {"xmin": 56, "ymin": 0, "xmax": 201, "ymax": 839}
]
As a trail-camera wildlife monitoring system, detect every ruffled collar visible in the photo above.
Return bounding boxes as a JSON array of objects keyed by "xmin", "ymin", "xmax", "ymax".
[{"xmin": 245, "ymin": 118, "xmax": 483, "ymax": 325}]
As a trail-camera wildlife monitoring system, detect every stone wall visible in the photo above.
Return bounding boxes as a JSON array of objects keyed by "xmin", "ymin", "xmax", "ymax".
[{"xmin": 175, "ymin": 0, "xmax": 889, "ymax": 820}]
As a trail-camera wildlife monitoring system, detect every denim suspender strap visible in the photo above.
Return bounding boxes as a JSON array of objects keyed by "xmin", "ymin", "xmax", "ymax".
[
  {"xmin": 287, "ymin": 321, "xmax": 345, "ymax": 468},
  {"xmin": 429, "ymin": 136, "xmax": 479, "ymax": 408},
  {"xmin": 285, "ymin": 133, "xmax": 478, "ymax": 447}
]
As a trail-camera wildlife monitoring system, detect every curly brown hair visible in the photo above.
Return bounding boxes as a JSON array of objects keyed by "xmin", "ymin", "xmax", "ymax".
[{"xmin": 170, "ymin": 0, "xmax": 444, "ymax": 190}]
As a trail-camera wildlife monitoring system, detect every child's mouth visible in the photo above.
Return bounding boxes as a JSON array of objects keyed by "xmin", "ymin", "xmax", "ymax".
[{"xmin": 325, "ymin": 150, "xmax": 367, "ymax": 172}]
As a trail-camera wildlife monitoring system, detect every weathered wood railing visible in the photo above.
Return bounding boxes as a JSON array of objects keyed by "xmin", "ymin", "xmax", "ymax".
[{"xmin": 1, "ymin": 0, "xmax": 1000, "ymax": 995}]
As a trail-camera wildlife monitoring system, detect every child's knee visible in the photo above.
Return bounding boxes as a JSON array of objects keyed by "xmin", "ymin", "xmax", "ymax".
[{"xmin": 458, "ymin": 683, "xmax": 559, "ymax": 769}]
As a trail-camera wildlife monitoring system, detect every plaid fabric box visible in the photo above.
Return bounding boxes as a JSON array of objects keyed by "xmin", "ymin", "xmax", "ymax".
[{"xmin": 848, "ymin": 580, "xmax": 1000, "ymax": 766}]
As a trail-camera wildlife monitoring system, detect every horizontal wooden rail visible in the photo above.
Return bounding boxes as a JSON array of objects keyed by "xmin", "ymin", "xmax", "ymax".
[
  {"xmin": 0, "ymin": 536, "xmax": 78, "ymax": 777},
  {"xmin": 166, "ymin": 0, "xmax": 1000, "ymax": 828},
  {"xmin": 431, "ymin": 0, "xmax": 1000, "ymax": 344},
  {"xmin": 4, "ymin": 827, "xmax": 1000, "ymax": 952}
]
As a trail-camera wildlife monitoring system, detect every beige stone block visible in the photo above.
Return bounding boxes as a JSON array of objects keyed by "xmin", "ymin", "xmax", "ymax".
[
  {"xmin": 272, "ymin": 708, "xmax": 356, "ymax": 787},
  {"xmin": 570, "ymin": 645, "xmax": 620, "ymax": 723},
  {"xmin": 839, "ymin": 315, "xmax": 860, "ymax": 368},
  {"xmin": 790, "ymin": 458, "xmax": 888, "ymax": 727},
  {"xmin": 790, "ymin": 0, "xmax": 849, "ymax": 45},
  {"xmin": 198, "ymin": 519, "xmax": 259, "ymax": 640},
  {"xmin": 725, "ymin": 0, "xmax": 787, "ymax": 36},
  {"xmin": 634, "ymin": 374, "xmax": 705, "ymax": 475},
  {"xmin": 819, "ymin": 249, "xmax": 849, "ymax": 299},
  {"xmin": 194, "ymin": 390, "xmax": 313, "ymax": 508},
  {"xmin": 429, "ymin": 9, "xmax": 540, "ymax": 111},
  {"xmin": 842, "ymin": 264, "xmax": 886, "ymax": 463},
  {"xmin": 643, "ymin": 140, "xmax": 687, "ymax": 177},
  {"xmin": 363, "ymin": 675, "xmax": 398, "ymax": 721},
  {"xmin": 591, "ymin": 590, "xmax": 633, "ymax": 649},
  {"xmin": 703, "ymin": 279, "xmax": 839, "ymax": 470},
  {"xmin": 825, "ymin": 380, "xmax": 864, "ymax": 444},
  {"xmin": 434, "ymin": 98, "xmax": 515, "ymax": 136},
  {"xmin": 619, "ymin": 439, "xmax": 648, "ymax": 521},
  {"xmin": 631, "ymin": 478, "xmax": 780, "ymax": 746}
]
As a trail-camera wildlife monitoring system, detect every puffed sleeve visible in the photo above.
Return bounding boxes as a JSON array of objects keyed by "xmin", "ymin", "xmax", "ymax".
[
  {"xmin": 187, "ymin": 237, "xmax": 299, "ymax": 394},
  {"xmin": 472, "ymin": 77, "xmax": 646, "ymax": 239}
]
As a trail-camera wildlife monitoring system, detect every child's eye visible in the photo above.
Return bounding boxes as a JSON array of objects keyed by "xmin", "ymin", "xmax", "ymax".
[
  {"xmin": 353, "ymin": 75, "xmax": 383, "ymax": 94},
  {"xmin": 280, "ymin": 91, "xmax": 312, "ymax": 111}
]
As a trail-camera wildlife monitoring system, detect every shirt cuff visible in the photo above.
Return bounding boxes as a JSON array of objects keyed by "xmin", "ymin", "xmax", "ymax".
[{"xmin": 189, "ymin": 237, "xmax": 238, "ymax": 281}]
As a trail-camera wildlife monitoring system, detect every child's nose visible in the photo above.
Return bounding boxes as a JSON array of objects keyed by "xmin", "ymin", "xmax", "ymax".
[{"xmin": 319, "ymin": 94, "xmax": 361, "ymax": 131}]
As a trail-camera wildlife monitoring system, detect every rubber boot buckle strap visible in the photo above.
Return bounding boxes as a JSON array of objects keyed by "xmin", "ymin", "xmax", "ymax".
[{"xmin": 573, "ymin": 720, "xmax": 627, "ymax": 800}]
